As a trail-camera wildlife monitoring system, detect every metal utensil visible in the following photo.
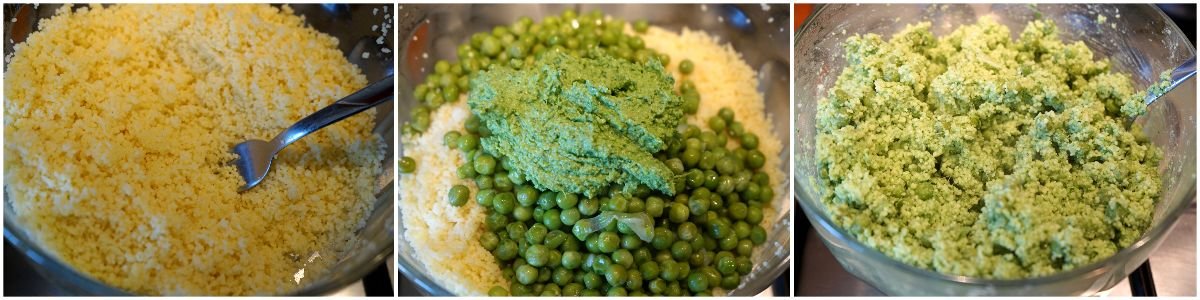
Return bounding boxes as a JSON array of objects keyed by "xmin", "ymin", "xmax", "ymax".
[
  {"xmin": 232, "ymin": 75, "xmax": 394, "ymax": 191},
  {"xmin": 1143, "ymin": 56, "xmax": 1196, "ymax": 108}
]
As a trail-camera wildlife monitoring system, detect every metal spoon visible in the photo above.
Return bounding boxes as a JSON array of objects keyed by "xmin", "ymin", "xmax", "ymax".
[
  {"xmin": 232, "ymin": 75, "xmax": 394, "ymax": 192},
  {"xmin": 1137, "ymin": 57, "xmax": 1195, "ymax": 120}
]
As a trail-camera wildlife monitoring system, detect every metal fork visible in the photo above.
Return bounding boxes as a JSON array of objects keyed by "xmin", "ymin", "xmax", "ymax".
[
  {"xmin": 1127, "ymin": 57, "xmax": 1195, "ymax": 127},
  {"xmin": 232, "ymin": 75, "xmax": 394, "ymax": 192}
]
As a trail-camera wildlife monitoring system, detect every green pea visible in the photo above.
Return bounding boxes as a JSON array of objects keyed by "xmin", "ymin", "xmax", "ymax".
[
  {"xmin": 645, "ymin": 196, "xmax": 665, "ymax": 217},
  {"xmin": 648, "ymin": 278, "xmax": 667, "ymax": 294},
  {"xmin": 729, "ymin": 121, "xmax": 745, "ymax": 138},
  {"xmin": 536, "ymin": 190, "xmax": 556, "ymax": 210},
  {"xmin": 458, "ymin": 134, "xmax": 480, "ymax": 153},
  {"xmin": 627, "ymin": 197, "xmax": 645, "ymax": 213},
  {"xmin": 686, "ymin": 272, "xmax": 709, "ymax": 293},
  {"xmin": 668, "ymin": 203, "xmax": 689, "ymax": 223},
  {"xmin": 526, "ymin": 223, "xmax": 549, "ymax": 244},
  {"xmin": 597, "ymin": 232, "xmax": 620, "ymax": 253},
  {"xmin": 552, "ymin": 268, "xmax": 574, "ymax": 286},
  {"xmin": 678, "ymin": 222, "xmax": 701, "ymax": 241},
  {"xmin": 741, "ymin": 133, "xmax": 759, "ymax": 149},
  {"xmin": 496, "ymin": 239, "xmax": 518, "ymax": 261},
  {"xmin": 470, "ymin": 153, "xmax": 496, "ymax": 176},
  {"xmin": 728, "ymin": 202, "xmax": 748, "ymax": 220},
  {"xmin": 716, "ymin": 274, "xmax": 737, "ymax": 290},
  {"xmin": 541, "ymin": 285, "xmax": 561, "ymax": 296},
  {"xmin": 750, "ymin": 225, "xmax": 767, "ymax": 245},
  {"xmin": 516, "ymin": 264, "xmax": 538, "ymax": 285},
  {"xmin": 482, "ymin": 36, "xmax": 502, "ymax": 57},
  {"xmin": 443, "ymin": 130, "xmax": 462, "ymax": 149},
  {"xmin": 612, "ymin": 249, "xmax": 635, "ymax": 268},
  {"xmin": 591, "ymin": 253, "xmax": 613, "ymax": 273},
  {"xmin": 492, "ymin": 173, "xmax": 515, "ymax": 192},
  {"xmin": 746, "ymin": 150, "xmax": 765, "ymax": 170},
  {"xmin": 660, "ymin": 260, "xmax": 679, "ymax": 281},
  {"xmin": 399, "ymin": 156, "xmax": 416, "ymax": 173},
  {"xmin": 736, "ymin": 239, "xmax": 753, "ymax": 257},
  {"xmin": 651, "ymin": 227, "xmax": 675, "ymax": 250},
  {"xmin": 633, "ymin": 20, "xmax": 650, "ymax": 33},
  {"xmin": 507, "ymin": 222, "xmax": 528, "ymax": 241},
  {"xmin": 682, "ymin": 90, "xmax": 700, "ymax": 114},
  {"xmin": 716, "ymin": 107, "xmax": 735, "ymax": 123},
  {"xmin": 746, "ymin": 204, "xmax": 765, "ymax": 223},
  {"xmin": 556, "ymin": 192, "xmax": 579, "ymax": 209},
  {"xmin": 537, "ymin": 230, "xmax": 564, "ymax": 249},
  {"xmin": 448, "ymin": 184, "xmax": 470, "ymax": 207},
  {"xmin": 493, "ymin": 192, "xmax": 516, "ymax": 214},
  {"xmin": 679, "ymin": 59, "xmax": 695, "ymax": 74},
  {"xmin": 670, "ymin": 240, "xmax": 693, "ymax": 260},
  {"xmin": 486, "ymin": 213, "xmax": 508, "ymax": 231},
  {"xmin": 513, "ymin": 206, "xmax": 533, "ymax": 221},
  {"xmin": 708, "ymin": 116, "xmax": 727, "ymax": 133},
  {"xmin": 543, "ymin": 209, "xmax": 564, "ymax": 230},
  {"xmin": 717, "ymin": 156, "xmax": 739, "ymax": 175},
  {"xmin": 560, "ymin": 208, "xmax": 581, "ymax": 226},
  {"xmin": 515, "ymin": 185, "xmax": 539, "ymax": 207},
  {"xmin": 526, "ymin": 243, "xmax": 553, "ymax": 267},
  {"xmin": 572, "ymin": 219, "xmax": 593, "ymax": 241},
  {"xmin": 681, "ymin": 148, "xmax": 701, "ymax": 168},
  {"xmin": 582, "ymin": 271, "xmax": 603, "ymax": 289},
  {"xmin": 481, "ymin": 232, "xmax": 500, "ymax": 251},
  {"xmin": 717, "ymin": 176, "xmax": 736, "ymax": 195},
  {"xmin": 579, "ymin": 197, "xmax": 600, "ymax": 216},
  {"xmin": 729, "ymin": 221, "xmax": 748, "ymax": 239},
  {"xmin": 606, "ymin": 286, "xmax": 627, "ymax": 296},
  {"xmin": 620, "ymin": 234, "xmax": 643, "ymax": 250},
  {"xmin": 474, "ymin": 176, "xmax": 493, "ymax": 191},
  {"xmin": 563, "ymin": 283, "xmax": 583, "ymax": 296},
  {"xmin": 719, "ymin": 235, "xmax": 738, "ymax": 251},
  {"xmin": 735, "ymin": 257, "xmax": 752, "ymax": 275},
  {"xmin": 716, "ymin": 255, "xmax": 736, "ymax": 275},
  {"xmin": 562, "ymin": 251, "xmax": 583, "ymax": 269},
  {"xmin": 488, "ymin": 286, "xmax": 509, "ymax": 296},
  {"xmin": 709, "ymin": 220, "xmax": 731, "ymax": 239}
]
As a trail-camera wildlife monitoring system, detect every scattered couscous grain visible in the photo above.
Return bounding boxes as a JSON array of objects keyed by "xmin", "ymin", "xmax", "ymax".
[{"xmin": 4, "ymin": 4, "xmax": 384, "ymax": 295}]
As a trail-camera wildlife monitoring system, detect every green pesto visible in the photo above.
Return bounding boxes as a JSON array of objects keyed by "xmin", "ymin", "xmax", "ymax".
[
  {"xmin": 469, "ymin": 51, "xmax": 683, "ymax": 197},
  {"xmin": 816, "ymin": 18, "xmax": 1162, "ymax": 279}
]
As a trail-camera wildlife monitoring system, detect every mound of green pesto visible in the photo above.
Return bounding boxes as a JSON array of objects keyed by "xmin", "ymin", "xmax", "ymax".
[
  {"xmin": 468, "ymin": 51, "xmax": 683, "ymax": 197},
  {"xmin": 815, "ymin": 18, "xmax": 1162, "ymax": 279}
]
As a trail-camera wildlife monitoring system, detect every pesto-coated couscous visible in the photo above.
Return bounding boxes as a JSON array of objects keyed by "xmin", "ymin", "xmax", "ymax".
[
  {"xmin": 816, "ymin": 18, "xmax": 1161, "ymax": 279},
  {"xmin": 5, "ymin": 4, "xmax": 384, "ymax": 295}
]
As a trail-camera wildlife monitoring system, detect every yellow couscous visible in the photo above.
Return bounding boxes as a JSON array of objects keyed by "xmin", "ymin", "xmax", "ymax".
[{"xmin": 4, "ymin": 4, "xmax": 384, "ymax": 295}]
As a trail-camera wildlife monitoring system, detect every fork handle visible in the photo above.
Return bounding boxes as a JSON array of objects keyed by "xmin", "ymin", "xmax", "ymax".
[{"xmin": 271, "ymin": 74, "xmax": 394, "ymax": 151}]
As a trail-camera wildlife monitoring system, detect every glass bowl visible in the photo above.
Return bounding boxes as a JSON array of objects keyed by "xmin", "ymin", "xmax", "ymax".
[
  {"xmin": 2, "ymin": 4, "xmax": 395, "ymax": 296},
  {"xmin": 794, "ymin": 3, "xmax": 1196, "ymax": 296},
  {"xmin": 395, "ymin": 3, "xmax": 791, "ymax": 296}
]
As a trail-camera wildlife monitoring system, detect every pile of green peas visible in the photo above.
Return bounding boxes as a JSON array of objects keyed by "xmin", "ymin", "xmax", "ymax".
[
  {"xmin": 445, "ymin": 102, "xmax": 772, "ymax": 296},
  {"xmin": 406, "ymin": 10, "xmax": 772, "ymax": 296},
  {"xmin": 403, "ymin": 9, "xmax": 684, "ymax": 136}
]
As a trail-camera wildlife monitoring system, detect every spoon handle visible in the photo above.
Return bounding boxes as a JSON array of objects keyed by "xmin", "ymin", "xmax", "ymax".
[
  {"xmin": 1145, "ymin": 57, "xmax": 1196, "ymax": 106},
  {"xmin": 271, "ymin": 75, "xmax": 395, "ymax": 150}
]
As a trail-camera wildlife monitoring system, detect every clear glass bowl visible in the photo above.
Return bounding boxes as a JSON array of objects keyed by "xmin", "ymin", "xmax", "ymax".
[
  {"xmin": 2, "ymin": 4, "xmax": 395, "ymax": 295},
  {"xmin": 794, "ymin": 4, "xmax": 1196, "ymax": 296},
  {"xmin": 395, "ymin": 4, "xmax": 791, "ymax": 296}
]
